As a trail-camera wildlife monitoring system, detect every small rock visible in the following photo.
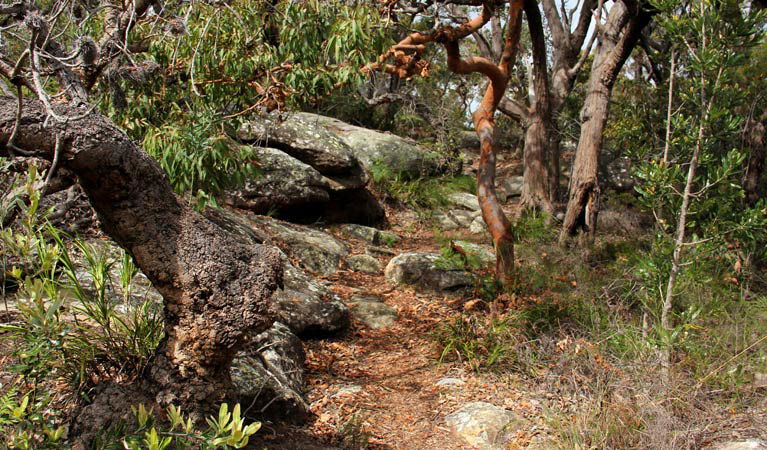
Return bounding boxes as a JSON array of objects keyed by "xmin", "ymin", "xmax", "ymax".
[
  {"xmin": 348, "ymin": 295, "xmax": 397, "ymax": 329},
  {"xmin": 445, "ymin": 402, "xmax": 519, "ymax": 450},
  {"xmin": 339, "ymin": 224, "xmax": 400, "ymax": 246},
  {"xmin": 345, "ymin": 254, "xmax": 382, "ymax": 274},
  {"xmin": 385, "ymin": 252, "xmax": 473, "ymax": 291},
  {"xmin": 715, "ymin": 440, "xmax": 767, "ymax": 450},
  {"xmin": 469, "ymin": 216, "xmax": 487, "ymax": 234},
  {"xmin": 435, "ymin": 377, "xmax": 466, "ymax": 387},
  {"xmin": 434, "ymin": 212, "xmax": 460, "ymax": 230},
  {"xmin": 502, "ymin": 176, "xmax": 524, "ymax": 199},
  {"xmin": 446, "ymin": 209, "xmax": 477, "ymax": 228},
  {"xmin": 447, "ymin": 192, "xmax": 481, "ymax": 211},
  {"xmin": 334, "ymin": 384, "xmax": 363, "ymax": 397},
  {"xmin": 452, "ymin": 240, "xmax": 495, "ymax": 266}
]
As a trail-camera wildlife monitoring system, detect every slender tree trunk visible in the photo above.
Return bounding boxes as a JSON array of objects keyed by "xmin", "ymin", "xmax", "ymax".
[
  {"xmin": 0, "ymin": 98, "xmax": 283, "ymax": 414},
  {"xmin": 560, "ymin": 1, "xmax": 653, "ymax": 243}
]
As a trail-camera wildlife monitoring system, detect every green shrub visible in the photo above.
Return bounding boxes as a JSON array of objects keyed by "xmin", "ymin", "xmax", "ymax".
[{"xmin": 369, "ymin": 161, "xmax": 476, "ymax": 213}]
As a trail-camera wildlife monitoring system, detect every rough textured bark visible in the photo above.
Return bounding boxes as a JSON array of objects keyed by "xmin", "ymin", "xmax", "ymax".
[
  {"xmin": 560, "ymin": 0, "xmax": 653, "ymax": 243},
  {"xmin": 519, "ymin": 0, "xmax": 553, "ymax": 212},
  {"xmin": 0, "ymin": 98, "xmax": 283, "ymax": 416}
]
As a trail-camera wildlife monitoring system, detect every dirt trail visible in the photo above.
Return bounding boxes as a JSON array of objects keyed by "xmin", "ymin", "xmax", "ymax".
[{"xmin": 251, "ymin": 207, "xmax": 550, "ymax": 449}]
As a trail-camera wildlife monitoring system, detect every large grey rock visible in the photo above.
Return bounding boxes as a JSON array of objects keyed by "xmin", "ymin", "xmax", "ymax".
[
  {"xmin": 231, "ymin": 322, "xmax": 310, "ymax": 423},
  {"xmin": 239, "ymin": 113, "xmax": 366, "ymax": 186},
  {"xmin": 445, "ymin": 402, "xmax": 518, "ymax": 450},
  {"xmin": 225, "ymin": 147, "xmax": 332, "ymax": 213},
  {"xmin": 385, "ymin": 252, "xmax": 473, "ymax": 291},
  {"xmin": 250, "ymin": 215, "xmax": 349, "ymax": 275},
  {"xmin": 207, "ymin": 209, "xmax": 351, "ymax": 335},
  {"xmin": 307, "ymin": 114, "xmax": 443, "ymax": 178},
  {"xmin": 347, "ymin": 295, "xmax": 397, "ymax": 329}
]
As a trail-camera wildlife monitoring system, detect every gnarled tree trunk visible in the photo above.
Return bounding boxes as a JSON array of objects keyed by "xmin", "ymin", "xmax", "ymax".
[
  {"xmin": 371, "ymin": 0, "xmax": 524, "ymax": 285},
  {"xmin": 0, "ymin": 98, "xmax": 283, "ymax": 418},
  {"xmin": 560, "ymin": 0, "xmax": 653, "ymax": 243}
]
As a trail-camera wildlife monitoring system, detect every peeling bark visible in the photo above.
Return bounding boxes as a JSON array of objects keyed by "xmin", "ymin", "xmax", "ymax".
[{"xmin": 0, "ymin": 98, "xmax": 283, "ymax": 419}]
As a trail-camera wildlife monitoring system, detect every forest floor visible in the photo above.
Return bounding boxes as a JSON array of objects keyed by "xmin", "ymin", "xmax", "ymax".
[{"xmin": 2, "ymin": 152, "xmax": 766, "ymax": 449}]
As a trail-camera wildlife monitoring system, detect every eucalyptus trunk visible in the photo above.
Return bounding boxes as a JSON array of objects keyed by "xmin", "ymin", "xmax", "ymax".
[{"xmin": 560, "ymin": 1, "xmax": 653, "ymax": 242}]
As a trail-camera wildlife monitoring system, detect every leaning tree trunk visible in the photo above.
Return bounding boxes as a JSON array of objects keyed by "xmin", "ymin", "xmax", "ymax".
[
  {"xmin": 560, "ymin": 0, "xmax": 653, "ymax": 243},
  {"xmin": 0, "ymin": 98, "xmax": 283, "ymax": 415}
]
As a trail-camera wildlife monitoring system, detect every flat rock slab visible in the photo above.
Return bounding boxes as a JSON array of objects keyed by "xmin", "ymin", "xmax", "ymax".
[
  {"xmin": 347, "ymin": 295, "xmax": 397, "ymax": 329},
  {"xmin": 445, "ymin": 402, "xmax": 519, "ymax": 450},
  {"xmin": 248, "ymin": 215, "xmax": 349, "ymax": 275}
]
